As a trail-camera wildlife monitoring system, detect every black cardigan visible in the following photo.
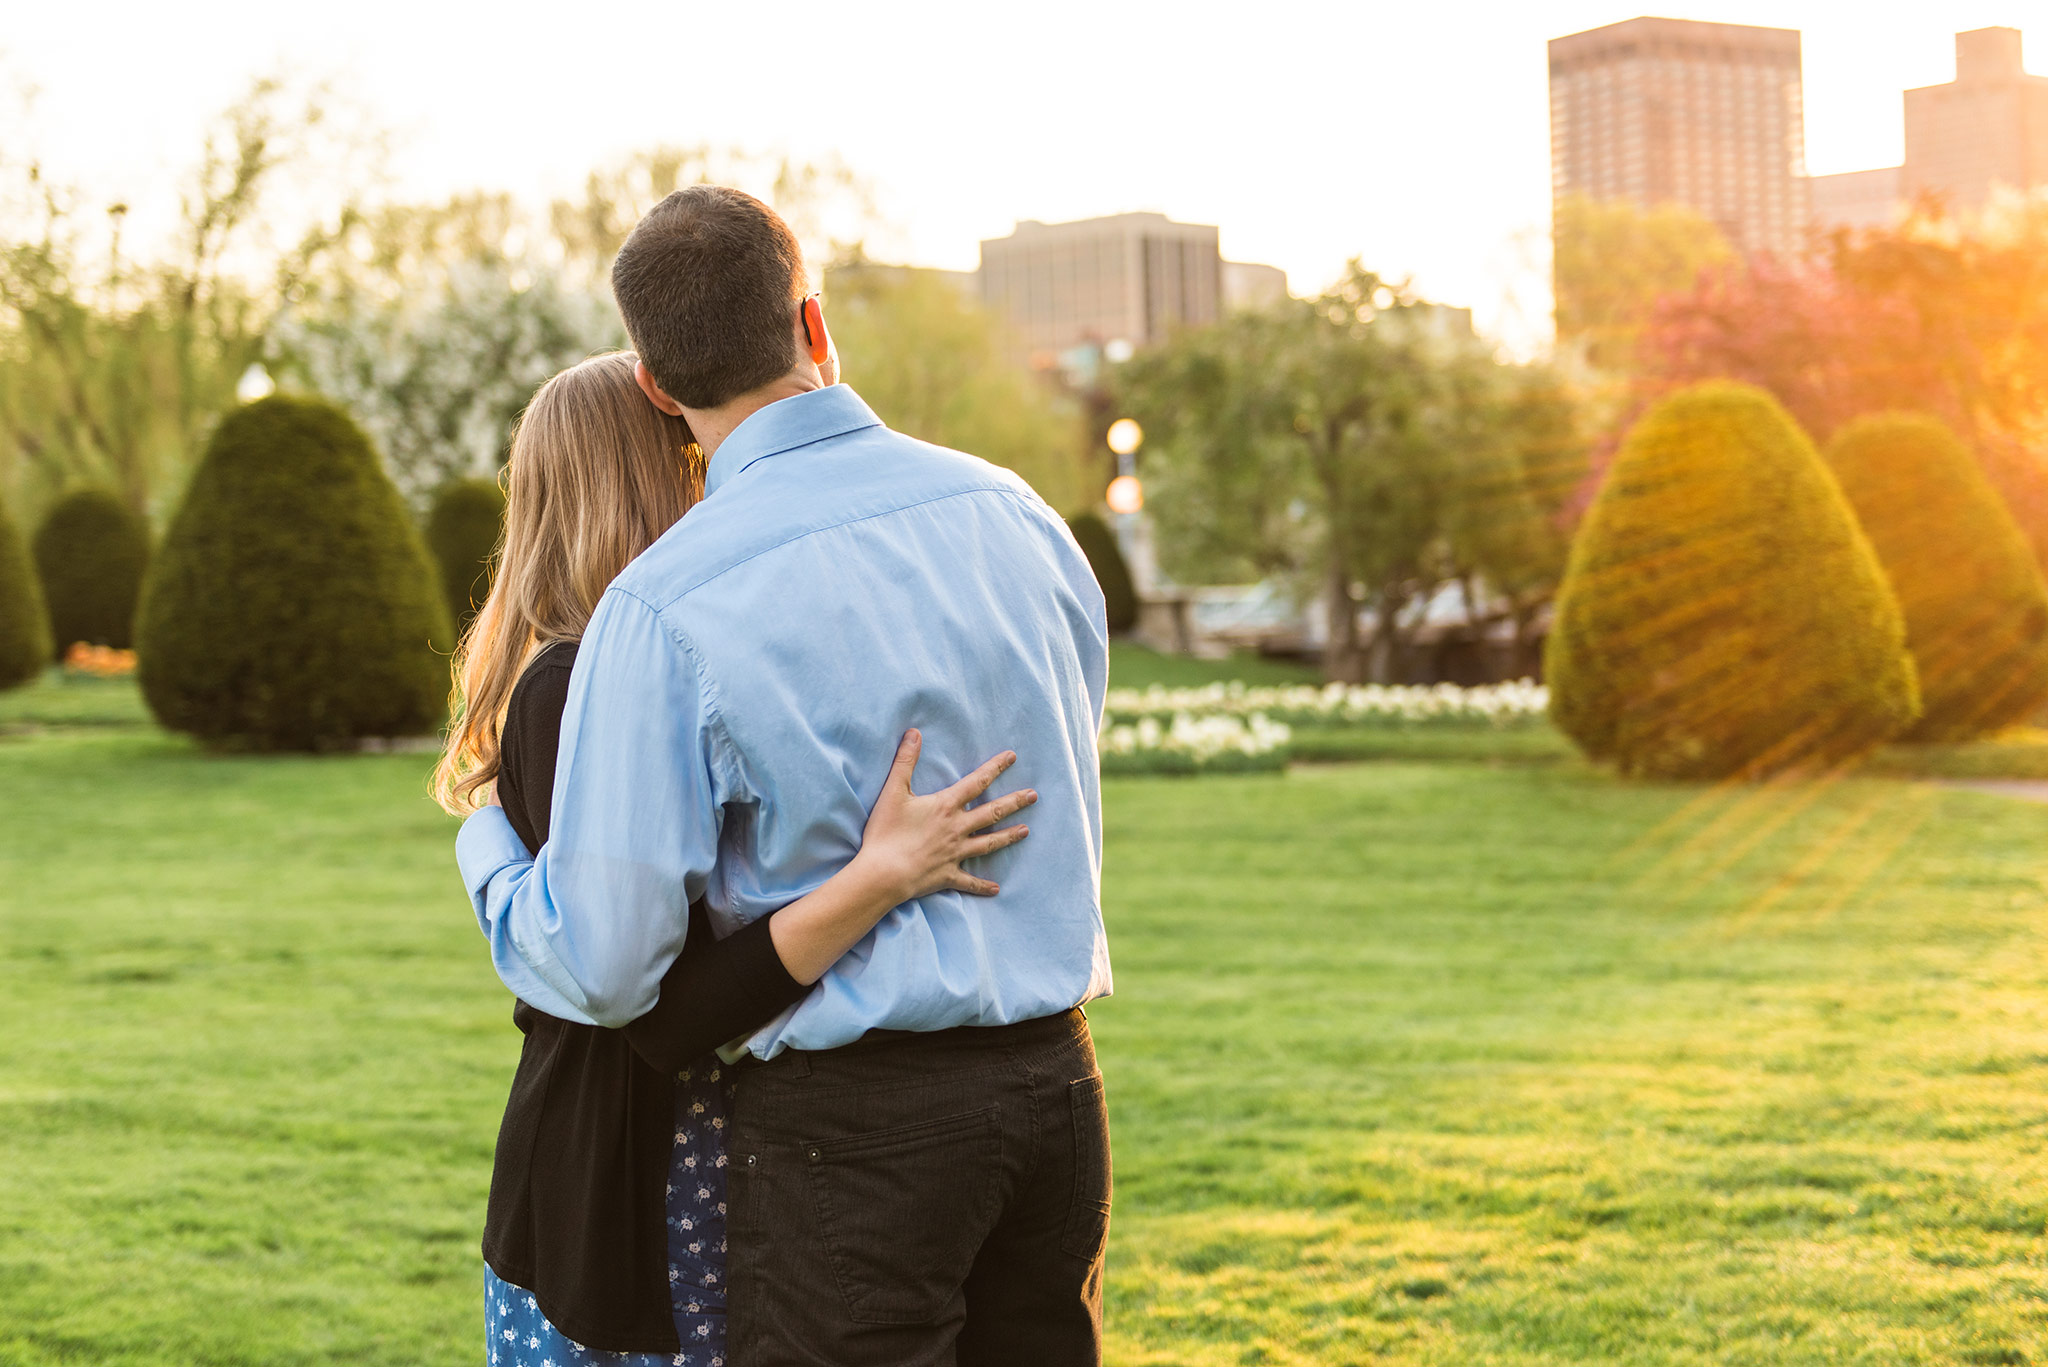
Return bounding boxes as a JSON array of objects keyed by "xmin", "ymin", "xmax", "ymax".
[{"xmin": 481, "ymin": 640, "xmax": 808, "ymax": 1352}]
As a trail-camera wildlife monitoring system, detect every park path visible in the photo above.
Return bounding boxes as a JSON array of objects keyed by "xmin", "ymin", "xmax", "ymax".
[{"xmin": 1940, "ymin": 779, "xmax": 2048, "ymax": 803}]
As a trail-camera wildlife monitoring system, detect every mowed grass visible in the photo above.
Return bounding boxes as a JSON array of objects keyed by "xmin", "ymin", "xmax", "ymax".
[
  {"xmin": 3, "ymin": 690, "xmax": 2048, "ymax": 1363},
  {"xmin": 1108, "ymin": 641, "xmax": 1325, "ymax": 689}
]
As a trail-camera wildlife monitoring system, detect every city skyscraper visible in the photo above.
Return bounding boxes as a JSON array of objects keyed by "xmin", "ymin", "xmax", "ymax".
[
  {"xmin": 1548, "ymin": 16, "xmax": 1810, "ymax": 258},
  {"xmin": 1908, "ymin": 27, "xmax": 2048, "ymax": 209},
  {"xmin": 977, "ymin": 212, "xmax": 1284, "ymax": 363},
  {"xmin": 1812, "ymin": 29, "xmax": 2048, "ymax": 231},
  {"xmin": 978, "ymin": 213, "xmax": 1219, "ymax": 361}
]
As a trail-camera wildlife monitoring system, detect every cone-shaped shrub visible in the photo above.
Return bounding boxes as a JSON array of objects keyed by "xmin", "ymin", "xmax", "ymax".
[
  {"xmin": 1547, "ymin": 382, "xmax": 1918, "ymax": 779},
  {"xmin": 0, "ymin": 492, "xmax": 51, "ymax": 690},
  {"xmin": 1067, "ymin": 511, "xmax": 1138, "ymax": 634},
  {"xmin": 1824, "ymin": 412, "xmax": 2048, "ymax": 741},
  {"xmin": 136, "ymin": 396, "xmax": 452, "ymax": 750},
  {"xmin": 425, "ymin": 477, "xmax": 505, "ymax": 639},
  {"xmin": 33, "ymin": 488, "xmax": 150, "ymax": 657}
]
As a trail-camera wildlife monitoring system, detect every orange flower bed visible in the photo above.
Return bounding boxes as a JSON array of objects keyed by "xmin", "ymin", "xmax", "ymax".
[{"xmin": 64, "ymin": 643, "xmax": 137, "ymax": 678}]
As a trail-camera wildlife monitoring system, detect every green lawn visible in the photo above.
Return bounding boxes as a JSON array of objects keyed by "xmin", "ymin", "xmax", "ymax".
[
  {"xmin": 4, "ymin": 690, "xmax": 2048, "ymax": 1364},
  {"xmin": 1109, "ymin": 641, "xmax": 1325, "ymax": 689},
  {"xmin": 0, "ymin": 670, "xmax": 153, "ymax": 731}
]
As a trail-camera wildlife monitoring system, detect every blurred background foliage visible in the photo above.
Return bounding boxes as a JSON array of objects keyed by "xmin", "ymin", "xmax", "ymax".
[
  {"xmin": 0, "ymin": 80, "xmax": 1072, "ymax": 526},
  {"xmin": 821, "ymin": 256, "xmax": 1091, "ymax": 515},
  {"xmin": 12, "ymin": 75, "xmax": 2048, "ymax": 746},
  {"xmin": 1115, "ymin": 265, "xmax": 1594, "ymax": 681}
]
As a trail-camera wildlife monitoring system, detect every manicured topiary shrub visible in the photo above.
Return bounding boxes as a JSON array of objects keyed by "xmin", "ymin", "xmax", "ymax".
[
  {"xmin": 32, "ymin": 488, "xmax": 150, "ymax": 657},
  {"xmin": 1824, "ymin": 413, "xmax": 2048, "ymax": 742},
  {"xmin": 424, "ymin": 477, "xmax": 505, "ymax": 638},
  {"xmin": 0, "ymin": 492, "xmax": 51, "ymax": 691},
  {"xmin": 1547, "ymin": 382, "xmax": 1918, "ymax": 779},
  {"xmin": 136, "ymin": 396, "xmax": 452, "ymax": 750},
  {"xmin": 1068, "ymin": 511, "xmax": 1138, "ymax": 634}
]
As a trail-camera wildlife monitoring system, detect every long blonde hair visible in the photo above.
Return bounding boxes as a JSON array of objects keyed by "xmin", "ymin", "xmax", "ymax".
[{"xmin": 433, "ymin": 352, "xmax": 703, "ymax": 815}]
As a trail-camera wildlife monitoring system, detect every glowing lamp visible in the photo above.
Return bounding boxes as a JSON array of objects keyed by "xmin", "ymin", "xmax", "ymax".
[
  {"xmin": 1106, "ymin": 418, "xmax": 1144, "ymax": 457},
  {"xmin": 236, "ymin": 363, "xmax": 276, "ymax": 404},
  {"xmin": 1106, "ymin": 475, "xmax": 1144, "ymax": 515}
]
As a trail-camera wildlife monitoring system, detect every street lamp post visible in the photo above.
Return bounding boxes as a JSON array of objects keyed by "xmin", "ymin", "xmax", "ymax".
[
  {"xmin": 1105, "ymin": 417, "xmax": 1143, "ymax": 512},
  {"xmin": 1103, "ymin": 418, "xmax": 1152, "ymax": 592}
]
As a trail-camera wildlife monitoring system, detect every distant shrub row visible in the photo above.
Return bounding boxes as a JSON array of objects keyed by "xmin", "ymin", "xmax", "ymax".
[
  {"xmin": 1548, "ymin": 384, "xmax": 2048, "ymax": 779},
  {"xmin": 0, "ymin": 397, "xmax": 510, "ymax": 751}
]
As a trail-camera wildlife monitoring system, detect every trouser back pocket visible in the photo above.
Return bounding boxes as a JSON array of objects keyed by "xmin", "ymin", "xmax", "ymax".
[
  {"xmin": 1061, "ymin": 1074, "xmax": 1113, "ymax": 1262},
  {"xmin": 804, "ymin": 1105, "xmax": 1003, "ymax": 1325}
]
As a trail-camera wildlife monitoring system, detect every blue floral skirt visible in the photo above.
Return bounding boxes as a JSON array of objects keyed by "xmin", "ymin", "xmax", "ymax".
[{"xmin": 484, "ymin": 1060, "xmax": 734, "ymax": 1367}]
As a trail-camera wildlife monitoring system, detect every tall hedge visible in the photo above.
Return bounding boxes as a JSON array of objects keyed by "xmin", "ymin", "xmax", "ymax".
[
  {"xmin": 1547, "ymin": 382, "xmax": 1919, "ymax": 779},
  {"xmin": 425, "ymin": 477, "xmax": 506, "ymax": 638},
  {"xmin": 0, "ymin": 492, "xmax": 50, "ymax": 690},
  {"xmin": 32, "ymin": 488, "xmax": 150, "ymax": 657},
  {"xmin": 1068, "ymin": 511, "xmax": 1138, "ymax": 634},
  {"xmin": 1825, "ymin": 413, "xmax": 2048, "ymax": 741},
  {"xmin": 136, "ymin": 396, "xmax": 452, "ymax": 750}
]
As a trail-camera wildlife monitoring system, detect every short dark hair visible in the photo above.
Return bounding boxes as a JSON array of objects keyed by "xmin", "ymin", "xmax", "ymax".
[{"xmin": 610, "ymin": 186, "xmax": 808, "ymax": 409}]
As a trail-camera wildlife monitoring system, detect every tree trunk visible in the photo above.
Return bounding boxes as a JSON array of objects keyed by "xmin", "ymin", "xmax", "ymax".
[
  {"xmin": 1323, "ymin": 555, "xmax": 1363, "ymax": 682},
  {"xmin": 1511, "ymin": 596, "xmax": 1548, "ymax": 681},
  {"xmin": 1366, "ymin": 586, "xmax": 1407, "ymax": 684}
]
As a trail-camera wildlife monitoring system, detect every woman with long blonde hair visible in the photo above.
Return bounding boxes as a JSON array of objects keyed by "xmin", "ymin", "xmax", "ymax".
[{"xmin": 436, "ymin": 352, "xmax": 1034, "ymax": 1364}]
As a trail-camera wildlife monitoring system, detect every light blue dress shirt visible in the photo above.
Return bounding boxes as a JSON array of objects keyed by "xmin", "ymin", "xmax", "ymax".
[{"xmin": 456, "ymin": 384, "xmax": 1112, "ymax": 1057}]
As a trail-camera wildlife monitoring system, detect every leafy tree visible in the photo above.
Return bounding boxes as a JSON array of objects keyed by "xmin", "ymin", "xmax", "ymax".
[
  {"xmin": 1637, "ymin": 203, "xmax": 2048, "ymax": 573},
  {"xmin": 136, "ymin": 396, "xmax": 450, "ymax": 750},
  {"xmin": 1552, "ymin": 194, "xmax": 1735, "ymax": 372},
  {"xmin": 1065, "ymin": 513, "xmax": 1137, "ymax": 634},
  {"xmin": 1110, "ymin": 308, "xmax": 1304, "ymax": 593},
  {"xmin": 823, "ymin": 259, "xmax": 1089, "ymax": 512},
  {"xmin": 1445, "ymin": 362, "xmax": 1597, "ymax": 676},
  {"xmin": 1828, "ymin": 201, "xmax": 2048, "ymax": 440},
  {"xmin": 1118, "ymin": 264, "xmax": 1563, "ymax": 682},
  {"xmin": 0, "ymin": 78, "xmax": 363, "ymax": 522},
  {"xmin": 2, "ymin": 124, "xmax": 867, "ymax": 522},
  {"xmin": 1824, "ymin": 413, "xmax": 2048, "ymax": 741},
  {"xmin": 1548, "ymin": 382, "xmax": 1918, "ymax": 779},
  {"xmin": 271, "ymin": 194, "xmax": 623, "ymax": 502},
  {"xmin": 32, "ymin": 488, "xmax": 149, "ymax": 655},
  {"xmin": 272, "ymin": 158, "xmax": 876, "ymax": 503},
  {"xmin": 425, "ymin": 477, "xmax": 506, "ymax": 638},
  {"xmin": 0, "ymin": 490, "xmax": 49, "ymax": 689},
  {"xmin": 550, "ymin": 146, "xmax": 869, "ymax": 268},
  {"xmin": 1637, "ymin": 258, "xmax": 1929, "ymax": 448}
]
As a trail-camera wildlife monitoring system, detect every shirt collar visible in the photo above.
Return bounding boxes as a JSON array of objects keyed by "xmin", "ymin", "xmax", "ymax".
[{"xmin": 703, "ymin": 384, "xmax": 885, "ymax": 496}]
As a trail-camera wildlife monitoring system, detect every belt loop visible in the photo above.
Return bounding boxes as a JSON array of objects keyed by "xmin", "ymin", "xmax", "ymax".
[{"xmin": 784, "ymin": 1050, "xmax": 812, "ymax": 1079}]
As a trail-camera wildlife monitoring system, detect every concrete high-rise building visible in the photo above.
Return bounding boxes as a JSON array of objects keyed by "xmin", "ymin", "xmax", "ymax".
[
  {"xmin": 978, "ymin": 213, "xmax": 1218, "ymax": 359},
  {"xmin": 1811, "ymin": 29, "xmax": 2048, "ymax": 230},
  {"xmin": 977, "ymin": 213, "xmax": 1285, "ymax": 361},
  {"xmin": 1548, "ymin": 16, "xmax": 1810, "ymax": 258},
  {"xmin": 1905, "ymin": 28, "xmax": 2048, "ymax": 210},
  {"xmin": 1808, "ymin": 166, "xmax": 1902, "ymax": 231},
  {"xmin": 1222, "ymin": 260, "xmax": 1289, "ymax": 313}
]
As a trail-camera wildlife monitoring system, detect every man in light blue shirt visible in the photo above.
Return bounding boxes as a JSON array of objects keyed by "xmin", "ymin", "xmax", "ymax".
[{"xmin": 456, "ymin": 187, "xmax": 1113, "ymax": 1364}]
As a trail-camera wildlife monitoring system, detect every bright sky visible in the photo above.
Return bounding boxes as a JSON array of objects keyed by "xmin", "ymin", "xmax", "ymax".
[{"xmin": 5, "ymin": 0, "xmax": 2042, "ymax": 349}]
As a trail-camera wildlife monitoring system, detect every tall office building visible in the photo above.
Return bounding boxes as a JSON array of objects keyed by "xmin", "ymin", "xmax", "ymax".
[
  {"xmin": 1905, "ymin": 28, "xmax": 2048, "ymax": 210},
  {"xmin": 1811, "ymin": 29, "xmax": 2048, "ymax": 230},
  {"xmin": 1548, "ymin": 17, "xmax": 1810, "ymax": 257},
  {"xmin": 1808, "ymin": 166, "xmax": 1902, "ymax": 231},
  {"xmin": 978, "ymin": 213, "xmax": 1283, "ymax": 361}
]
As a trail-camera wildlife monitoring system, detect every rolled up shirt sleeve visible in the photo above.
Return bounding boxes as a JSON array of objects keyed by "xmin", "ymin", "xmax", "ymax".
[{"xmin": 455, "ymin": 588, "xmax": 727, "ymax": 1028}]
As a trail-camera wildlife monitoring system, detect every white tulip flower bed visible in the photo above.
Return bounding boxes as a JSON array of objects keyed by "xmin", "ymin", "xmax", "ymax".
[
  {"xmin": 1104, "ymin": 679, "xmax": 1549, "ymax": 731},
  {"xmin": 1098, "ymin": 710, "xmax": 1293, "ymax": 776}
]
